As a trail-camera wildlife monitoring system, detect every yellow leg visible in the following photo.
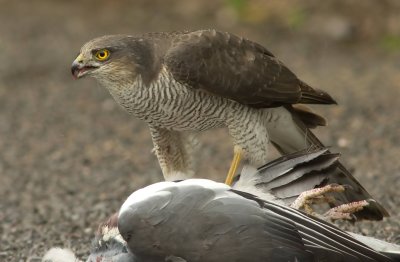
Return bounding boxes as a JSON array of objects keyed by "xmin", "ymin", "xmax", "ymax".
[{"xmin": 225, "ymin": 148, "xmax": 242, "ymax": 186}]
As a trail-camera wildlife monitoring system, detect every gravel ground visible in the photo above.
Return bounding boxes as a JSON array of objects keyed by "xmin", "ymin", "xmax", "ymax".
[{"xmin": 0, "ymin": 1, "xmax": 399, "ymax": 261}]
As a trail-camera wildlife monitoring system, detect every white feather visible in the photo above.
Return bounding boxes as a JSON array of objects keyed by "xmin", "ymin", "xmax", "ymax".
[
  {"xmin": 42, "ymin": 248, "xmax": 81, "ymax": 262},
  {"xmin": 119, "ymin": 179, "xmax": 230, "ymax": 216},
  {"xmin": 100, "ymin": 225, "xmax": 126, "ymax": 245},
  {"xmin": 119, "ymin": 181, "xmax": 174, "ymax": 215},
  {"xmin": 233, "ymin": 164, "xmax": 285, "ymax": 204}
]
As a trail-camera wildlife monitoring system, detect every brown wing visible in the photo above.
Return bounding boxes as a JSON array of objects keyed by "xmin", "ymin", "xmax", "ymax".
[{"xmin": 165, "ymin": 30, "xmax": 336, "ymax": 108}]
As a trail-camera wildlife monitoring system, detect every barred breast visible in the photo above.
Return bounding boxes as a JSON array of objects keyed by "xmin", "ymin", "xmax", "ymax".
[
  {"xmin": 103, "ymin": 67, "xmax": 273, "ymax": 166},
  {"xmin": 105, "ymin": 68, "xmax": 243, "ymax": 132}
]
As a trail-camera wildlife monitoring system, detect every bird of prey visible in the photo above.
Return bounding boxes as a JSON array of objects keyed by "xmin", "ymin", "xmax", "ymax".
[
  {"xmin": 71, "ymin": 29, "xmax": 387, "ymax": 220},
  {"xmin": 42, "ymin": 151, "xmax": 400, "ymax": 262}
]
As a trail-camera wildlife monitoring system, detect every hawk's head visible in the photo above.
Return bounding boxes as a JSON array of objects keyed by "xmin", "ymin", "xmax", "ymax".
[{"xmin": 72, "ymin": 35, "xmax": 154, "ymax": 84}]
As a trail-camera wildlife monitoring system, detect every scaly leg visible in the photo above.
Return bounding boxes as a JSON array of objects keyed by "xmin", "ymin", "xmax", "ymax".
[
  {"xmin": 225, "ymin": 109, "xmax": 269, "ymax": 185},
  {"xmin": 225, "ymin": 146, "xmax": 242, "ymax": 185}
]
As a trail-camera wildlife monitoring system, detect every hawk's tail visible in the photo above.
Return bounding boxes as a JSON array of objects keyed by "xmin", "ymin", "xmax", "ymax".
[{"xmin": 264, "ymin": 105, "xmax": 389, "ymax": 221}]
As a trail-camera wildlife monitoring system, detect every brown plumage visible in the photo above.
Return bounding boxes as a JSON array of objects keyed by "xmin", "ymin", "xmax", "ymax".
[
  {"xmin": 72, "ymin": 29, "xmax": 388, "ymax": 220},
  {"xmin": 164, "ymin": 30, "xmax": 336, "ymax": 107}
]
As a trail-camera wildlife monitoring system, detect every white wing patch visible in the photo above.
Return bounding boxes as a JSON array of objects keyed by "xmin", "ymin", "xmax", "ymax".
[
  {"xmin": 100, "ymin": 226, "xmax": 126, "ymax": 245},
  {"xmin": 119, "ymin": 179, "xmax": 231, "ymax": 216},
  {"xmin": 42, "ymin": 248, "xmax": 81, "ymax": 262},
  {"xmin": 179, "ymin": 178, "xmax": 230, "ymax": 191},
  {"xmin": 233, "ymin": 164, "xmax": 285, "ymax": 204},
  {"xmin": 119, "ymin": 181, "xmax": 175, "ymax": 215}
]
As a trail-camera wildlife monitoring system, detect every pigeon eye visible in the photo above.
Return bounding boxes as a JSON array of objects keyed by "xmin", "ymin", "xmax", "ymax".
[{"xmin": 94, "ymin": 49, "xmax": 110, "ymax": 61}]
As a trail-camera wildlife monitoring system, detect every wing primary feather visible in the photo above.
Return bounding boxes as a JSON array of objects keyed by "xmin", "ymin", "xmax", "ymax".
[
  {"xmin": 166, "ymin": 30, "xmax": 337, "ymax": 108},
  {"xmin": 263, "ymin": 202, "xmax": 392, "ymax": 261},
  {"xmin": 229, "ymin": 189, "xmax": 391, "ymax": 261}
]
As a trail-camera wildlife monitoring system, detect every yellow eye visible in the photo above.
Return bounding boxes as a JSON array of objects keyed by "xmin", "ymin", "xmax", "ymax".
[{"xmin": 94, "ymin": 49, "xmax": 110, "ymax": 61}]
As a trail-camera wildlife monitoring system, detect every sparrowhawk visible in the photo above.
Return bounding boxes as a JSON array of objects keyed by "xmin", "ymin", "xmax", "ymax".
[{"xmin": 71, "ymin": 29, "xmax": 387, "ymax": 220}]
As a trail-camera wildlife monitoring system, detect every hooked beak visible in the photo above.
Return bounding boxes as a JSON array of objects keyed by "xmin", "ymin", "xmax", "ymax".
[{"xmin": 71, "ymin": 54, "xmax": 98, "ymax": 79}]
